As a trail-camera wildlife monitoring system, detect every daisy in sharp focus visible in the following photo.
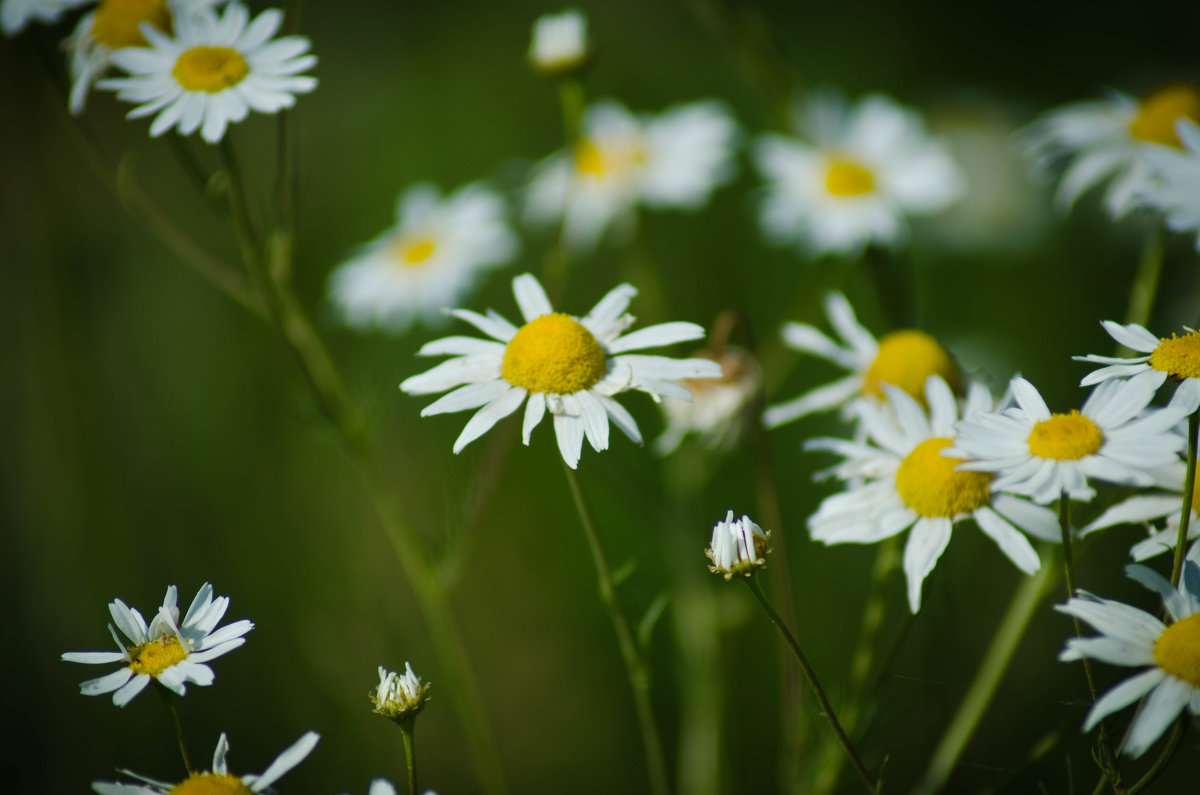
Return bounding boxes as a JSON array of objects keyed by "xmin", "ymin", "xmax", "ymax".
[
  {"xmin": 807, "ymin": 376, "xmax": 1059, "ymax": 613},
  {"xmin": 754, "ymin": 90, "xmax": 964, "ymax": 258},
  {"xmin": 327, "ymin": 182, "xmax": 518, "ymax": 334},
  {"xmin": 1136, "ymin": 118, "xmax": 1200, "ymax": 250},
  {"xmin": 62, "ymin": 582, "xmax": 253, "ymax": 706},
  {"xmin": 1021, "ymin": 84, "xmax": 1200, "ymax": 218},
  {"xmin": 525, "ymin": 98, "xmax": 739, "ymax": 251},
  {"xmin": 763, "ymin": 290, "xmax": 962, "ymax": 428},
  {"xmin": 400, "ymin": 273, "xmax": 722, "ymax": 469},
  {"xmin": 706, "ymin": 510, "xmax": 770, "ymax": 580},
  {"xmin": 947, "ymin": 372, "xmax": 1187, "ymax": 505},
  {"xmin": 1075, "ymin": 319, "xmax": 1200, "ymax": 414},
  {"xmin": 99, "ymin": 1, "xmax": 316, "ymax": 143},
  {"xmin": 1, "ymin": 0, "xmax": 89, "ymax": 36},
  {"xmin": 370, "ymin": 662, "xmax": 431, "ymax": 722},
  {"xmin": 1083, "ymin": 459, "xmax": 1200, "ymax": 563},
  {"xmin": 1057, "ymin": 561, "xmax": 1200, "ymax": 757},
  {"xmin": 92, "ymin": 730, "xmax": 319, "ymax": 794}
]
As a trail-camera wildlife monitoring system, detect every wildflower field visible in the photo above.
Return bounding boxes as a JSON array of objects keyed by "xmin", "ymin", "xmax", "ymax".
[{"xmin": 3, "ymin": 1, "xmax": 1200, "ymax": 793}]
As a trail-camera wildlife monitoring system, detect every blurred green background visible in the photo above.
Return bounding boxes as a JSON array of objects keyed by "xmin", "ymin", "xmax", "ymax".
[{"xmin": 3, "ymin": 0, "xmax": 1200, "ymax": 792}]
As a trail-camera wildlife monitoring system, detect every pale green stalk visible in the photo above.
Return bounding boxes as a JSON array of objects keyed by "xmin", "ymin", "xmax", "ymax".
[
  {"xmin": 399, "ymin": 721, "xmax": 418, "ymax": 795},
  {"xmin": 1171, "ymin": 411, "xmax": 1199, "ymax": 588},
  {"xmin": 1119, "ymin": 226, "xmax": 1164, "ymax": 346},
  {"xmin": 156, "ymin": 685, "xmax": 194, "ymax": 774},
  {"xmin": 543, "ymin": 77, "xmax": 586, "ymax": 298}
]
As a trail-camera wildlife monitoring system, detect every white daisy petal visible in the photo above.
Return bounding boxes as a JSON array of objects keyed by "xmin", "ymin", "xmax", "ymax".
[
  {"xmin": 1082, "ymin": 668, "xmax": 1165, "ymax": 730},
  {"xmin": 1124, "ymin": 675, "xmax": 1190, "ymax": 757},
  {"xmin": 452, "ymin": 386, "xmax": 527, "ymax": 453}
]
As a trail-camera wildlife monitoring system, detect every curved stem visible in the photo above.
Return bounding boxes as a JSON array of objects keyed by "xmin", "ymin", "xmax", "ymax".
[
  {"xmin": 1171, "ymin": 411, "xmax": 1198, "ymax": 588},
  {"xmin": 744, "ymin": 577, "xmax": 877, "ymax": 794},
  {"xmin": 563, "ymin": 464, "xmax": 670, "ymax": 795},
  {"xmin": 156, "ymin": 685, "xmax": 194, "ymax": 774}
]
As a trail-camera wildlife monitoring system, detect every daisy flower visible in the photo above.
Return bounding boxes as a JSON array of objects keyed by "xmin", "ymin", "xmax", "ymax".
[
  {"xmin": 370, "ymin": 662, "xmax": 431, "ymax": 722},
  {"xmin": 99, "ymin": 2, "xmax": 316, "ymax": 144},
  {"xmin": 706, "ymin": 510, "xmax": 770, "ymax": 580},
  {"xmin": 1084, "ymin": 459, "xmax": 1200, "ymax": 563},
  {"xmin": 525, "ymin": 98, "xmax": 739, "ymax": 250},
  {"xmin": 1021, "ymin": 84, "xmax": 1200, "ymax": 218},
  {"xmin": 808, "ymin": 376, "xmax": 1059, "ymax": 613},
  {"xmin": 947, "ymin": 372, "xmax": 1187, "ymax": 505},
  {"xmin": 653, "ymin": 344, "xmax": 760, "ymax": 455},
  {"xmin": 92, "ymin": 730, "xmax": 319, "ymax": 794},
  {"xmin": 327, "ymin": 182, "xmax": 518, "ymax": 333},
  {"xmin": 62, "ymin": 582, "xmax": 253, "ymax": 706},
  {"xmin": 763, "ymin": 290, "xmax": 962, "ymax": 428},
  {"xmin": 1137, "ymin": 118, "xmax": 1200, "ymax": 250},
  {"xmin": 1075, "ymin": 319, "xmax": 1200, "ymax": 414},
  {"xmin": 1056, "ymin": 561, "xmax": 1200, "ymax": 757},
  {"xmin": 754, "ymin": 90, "xmax": 964, "ymax": 257},
  {"xmin": 1, "ymin": 0, "xmax": 89, "ymax": 36},
  {"xmin": 400, "ymin": 273, "xmax": 722, "ymax": 469},
  {"xmin": 528, "ymin": 8, "xmax": 588, "ymax": 76}
]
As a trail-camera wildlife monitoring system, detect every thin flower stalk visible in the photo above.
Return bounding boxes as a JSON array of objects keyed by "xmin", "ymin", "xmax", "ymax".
[
  {"xmin": 1172, "ymin": 411, "xmax": 1199, "ymax": 588},
  {"xmin": 157, "ymin": 685, "xmax": 194, "ymax": 774}
]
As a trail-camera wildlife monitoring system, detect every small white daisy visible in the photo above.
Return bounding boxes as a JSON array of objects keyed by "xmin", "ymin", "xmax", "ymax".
[
  {"xmin": 400, "ymin": 273, "xmax": 722, "ymax": 469},
  {"xmin": 653, "ymin": 345, "xmax": 759, "ymax": 455},
  {"xmin": 1021, "ymin": 84, "xmax": 1200, "ymax": 218},
  {"xmin": 525, "ymin": 98, "xmax": 739, "ymax": 250},
  {"xmin": 1056, "ymin": 561, "xmax": 1200, "ymax": 757},
  {"xmin": 754, "ymin": 90, "xmax": 964, "ymax": 257},
  {"xmin": 947, "ymin": 372, "xmax": 1187, "ymax": 505},
  {"xmin": 370, "ymin": 662, "xmax": 431, "ymax": 722},
  {"xmin": 99, "ymin": 1, "xmax": 316, "ymax": 143},
  {"xmin": 1, "ymin": 0, "xmax": 89, "ymax": 36},
  {"xmin": 1137, "ymin": 118, "xmax": 1200, "ymax": 250},
  {"xmin": 706, "ymin": 510, "xmax": 770, "ymax": 580},
  {"xmin": 1083, "ymin": 459, "xmax": 1200, "ymax": 563},
  {"xmin": 763, "ymin": 290, "xmax": 962, "ymax": 428},
  {"xmin": 808, "ymin": 376, "xmax": 1059, "ymax": 613},
  {"xmin": 1075, "ymin": 319, "xmax": 1200, "ymax": 414},
  {"xmin": 528, "ymin": 8, "xmax": 588, "ymax": 76},
  {"xmin": 327, "ymin": 182, "xmax": 518, "ymax": 334},
  {"xmin": 62, "ymin": 582, "xmax": 253, "ymax": 706},
  {"xmin": 92, "ymin": 730, "xmax": 319, "ymax": 794}
]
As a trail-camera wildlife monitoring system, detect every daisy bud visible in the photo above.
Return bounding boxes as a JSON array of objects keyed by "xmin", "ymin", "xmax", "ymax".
[
  {"xmin": 706, "ymin": 510, "xmax": 770, "ymax": 579},
  {"xmin": 528, "ymin": 9, "xmax": 589, "ymax": 76},
  {"xmin": 370, "ymin": 663, "xmax": 431, "ymax": 723}
]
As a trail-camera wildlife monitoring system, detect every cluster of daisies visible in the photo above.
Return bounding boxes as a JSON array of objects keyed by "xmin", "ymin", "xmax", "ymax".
[{"xmin": 61, "ymin": 582, "xmax": 426, "ymax": 793}]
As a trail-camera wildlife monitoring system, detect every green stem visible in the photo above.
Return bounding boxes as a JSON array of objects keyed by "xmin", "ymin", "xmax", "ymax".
[
  {"xmin": 1125, "ymin": 718, "xmax": 1186, "ymax": 794},
  {"xmin": 1171, "ymin": 411, "xmax": 1199, "ymax": 588},
  {"xmin": 399, "ymin": 720, "xmax": 418, "ymax": 795},
  {"xmin": 1121, "ymin": 226, "xmax": 1165, "ymax": 339},
  {"xmin": 156, "ymin": 685, "xmax": 194, "ymax": 774},
  {"xmin": 744, "ymin": 577, "xmax": 877, "ymax": 794},
  {"xmin": 562, "ymin": 463, "xmax": 670, "ymax": 795},
  {"xmin": 915, "ymin": 552, "xmax": 1058, "ymax": 795},
  {"xmin": 543, "ymin": 78, "xmax": 586, "ymax": 299}
]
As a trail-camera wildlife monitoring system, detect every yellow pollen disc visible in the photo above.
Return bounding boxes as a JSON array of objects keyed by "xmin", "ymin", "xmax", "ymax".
[
  {"xmin": 1027, "ymin": 411, "xmax": 1103, "ymax": 460},
  {"xmin": 91, "ymin": 0, "xmax": 171, "ymax": 49},
  {"xmin": 168, "ymin": 772, "xmax": 255, "ymax": 795},
  {"xmin": 1149, "ymin": 331, "xmax": 1200, "ymax": 380},
  {"xmin": 574, "ymin": 138, "xmax": 645, "ymax": 179},
  {"xmin": 173, "ymin": 46, "xmax": 249, "ymax": 93},
  {"xmin": 895, "ymin": 437, "xmax": 993, "ymax": 518},
  {"xmin": 1153, "ymin": 613, "xmax": 1200, "ymax": 688},
  {"xmin": 862, "ymin": 330, "xmax": 962, "ymax": 404},
  {"xmin": 824, "ymin": 157, "xmax": 876, "ymax": 197},
  {"xmin": 501, "ymin": 313, "xmax": 607, "ymax": 394},
  {"xmin": 392, "ymin": 237, "xmax": 437, "ymax": 268},
  {"xmin": 128, "ymin": 635, "xmax": 188, "ymax": 676},
  {"xmin": 1129, "ymin": 84, "xmax": 1200, "ymax": 148}
]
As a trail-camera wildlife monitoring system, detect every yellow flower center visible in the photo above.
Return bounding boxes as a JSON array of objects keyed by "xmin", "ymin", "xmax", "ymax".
[
  {"xmin": 1027, "ymin": 411, "xmax": 1104, "ymax": 460},
  {"xmin": 824, "ymin": 157, "xmax": 876, "ymax": 197},
  {"xmin": 895, "ymin": 437, "xmax": 993, "ymax": 518},
  {"xmin": 173, "ymin": 47, "xmax": 250, "ymax": 94},
  {"xmin": 392, "ymin": 237, "xmax": 437, "ymax": 268},
  {"xmin": 168, "ymin": 772, "xmax": 255, "ymax": 795},
  {"xmin": 128, "ymin": 635, "xmax": 188, "ymax": 676},
  {"xmin": 91, "ymin": 0, "xmax": 171, "ymax": 49},
  {"xmin": 1153, "ymin": 613, "xmax": 1200, "ymax": 688},
  {"xmin": 862, "ymin": 330, "xmax": 962, "ymax": 404},
  {"xmin": 1129, "ymin": 84, "xmax": 1200, "ymax": 148},
  {"xmin": 574, "ymin": 138, "xmax": 645, "ymax": 179},
  {"xmin": 1149, "ymin": 331, "xmax": 1200, "ymax": 380},
  {"xmin": 501, "ymin": 313, "xmax": 608, "ymax": 394}
]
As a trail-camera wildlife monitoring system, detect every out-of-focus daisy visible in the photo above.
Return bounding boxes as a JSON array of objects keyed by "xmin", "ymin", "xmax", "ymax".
[
  {"xmin": 528, "ymin": 9, "xmax": 588, "ymax": 76},
  {"xmin": 328, "ymin": 182, "xmax": 517, "ymax": 334},
  {"xmin": 808, "ymin": 376, "xmax": 1058, "ymax": 613},
  {"xmin": 1, "ymin": 0, "xmax": 89, "ymax": 36},
  {"xmin": 763, "ymin": 290, "xmax": 962, "ymax": 428},
  {"xmin": 1137, "ymin": 118, "xmax": 1200, "ymax": 250},
  {"xmin": 1056, "ymin": 561, "xmax": 1200, "ymax": 758},
  {"xmin": 1022, "ymin": 84, "xmax": 1200, "ymax": 218},
  {"xmin": 525, "ymin": 98, "xmax": 739, "ymax": 250},
  {"xmin": 947, "ymin": 373, "xmax": 1187, "ymax": 505},
  {"xmin": 654, "ymin": 344, "xmax": 759, "ymax": 455},
  {"xmin": 400, "ymin": 273, "xmax": 721, "ymax": 469},
  {"xmin": 1075, "ymin": 319, "xmax": 1200, "ymax": 414},
  {"xmin": 706, "ymin": 510, "xmax": 769, "ymax": 580},
  {"xmin": 93, "ymin": 730, "xmax": 319, "ymax": 794},
  {"xmin": 370, "ymin": 663, "xmax": 431, "ymax": 722},
  {"xmin": 754, "ymin": 90, "xmax": 964, "ymax": 257},
  {"xmin": 99, "ymin": 2, "xmax": 316, "ymax": 143},
  {"xmin": 1084, "ymin": 459, "xmax": 1200, "ymax": 563},
  {"xmin": 62, "ymin": 582, "xmax": 253, "ymax": 706}
]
